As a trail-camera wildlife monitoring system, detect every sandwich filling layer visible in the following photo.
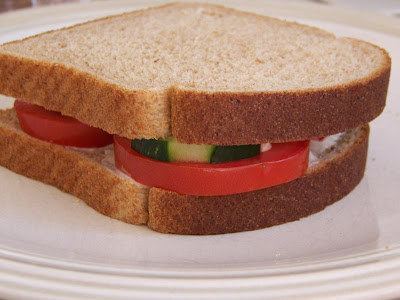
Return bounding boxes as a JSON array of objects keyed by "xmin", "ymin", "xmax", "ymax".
[
  {"xmin": 0, "ymin": 107, "xmax": 369, "ymax": 234},
  {"xmin": 14, "ymin": 100, "xmax": 350, "ymax": 197}
]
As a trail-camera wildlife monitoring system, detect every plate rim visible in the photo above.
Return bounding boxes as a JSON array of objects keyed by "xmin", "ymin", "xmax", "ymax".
[{"xmin": 0, "ymin": 0, "xmax": 399, "ymax": 298}]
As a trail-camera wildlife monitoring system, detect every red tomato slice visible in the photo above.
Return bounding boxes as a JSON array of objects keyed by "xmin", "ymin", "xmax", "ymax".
[
  {"xmin": 14, "ymin": 100, "xmax": 113, "ymax": 148},
  {"xmin": 114, "ymin": 136, "xmax": 310, "ymax": 196}
]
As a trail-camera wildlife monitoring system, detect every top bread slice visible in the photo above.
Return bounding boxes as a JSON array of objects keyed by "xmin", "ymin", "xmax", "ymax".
[{"xmin": 0, "ymin": 2, "xmax": 391, "ymax": 145}]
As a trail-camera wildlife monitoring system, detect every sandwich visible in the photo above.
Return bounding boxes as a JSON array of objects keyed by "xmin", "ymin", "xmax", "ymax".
[{"xmin": 0, "ymin": 3, "xmax": 391, "ymax": 235}]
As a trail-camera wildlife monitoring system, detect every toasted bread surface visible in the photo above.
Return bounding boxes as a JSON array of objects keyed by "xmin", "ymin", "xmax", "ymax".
[
  {"xmin": 0, "ymin": 3, "xmax": 390, "ymax": 144},
  {"xmin": 148, "ymin": 125, "xmax": 369, "ymax": 234}
]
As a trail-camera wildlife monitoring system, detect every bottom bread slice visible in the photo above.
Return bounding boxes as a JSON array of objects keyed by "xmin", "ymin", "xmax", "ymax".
[{"xmin": 0, "ymin": 109, "xmax": 369, "ymax": 235}]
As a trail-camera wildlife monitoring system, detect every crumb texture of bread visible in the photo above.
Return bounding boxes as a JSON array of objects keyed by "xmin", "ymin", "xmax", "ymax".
[
  {"xmin": 148, "ymin": 125, "xmax": 369, "ymax": 235},
  {"xmin": 0, "ymin": 109, "xmax": 148, "ymax": 224},
  {"xmin": 0, "ymin": 3, "xmax": 391, "ymax": 143}
]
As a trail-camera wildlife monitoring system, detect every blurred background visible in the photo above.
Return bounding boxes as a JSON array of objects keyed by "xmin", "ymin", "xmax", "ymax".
[
  {"xmin": 0, "ymin": 0, "xmax": 84, "ymax": 12},
  {"xmin": 0, "ymin": 0, "xmax": 399, "ymax": 16}
]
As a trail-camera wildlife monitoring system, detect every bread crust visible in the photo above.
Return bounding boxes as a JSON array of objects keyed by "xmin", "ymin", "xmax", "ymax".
[
  {"xmin": 0, "ymin": 109, "xmax": 148, "ymax": 224},
  {"xmin": 171, "ymin": 60, "xmax": 388, "ymax": 144},
  {"xmin": 0, "ymin": 3, "xmax": 391, "ymax": 145},
  {"xmin": 148, "ymin": 125, "xmax": 369, "ymax": 235}
]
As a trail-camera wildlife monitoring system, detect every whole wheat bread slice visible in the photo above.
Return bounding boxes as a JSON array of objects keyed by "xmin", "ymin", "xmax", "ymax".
[
  {"xmin": 0, "ymin": 108, "xmax": 368, "ymax": 234},
  {"xmin": 0, "ymin": 3, "xmax": 390, "ymax": 144}
]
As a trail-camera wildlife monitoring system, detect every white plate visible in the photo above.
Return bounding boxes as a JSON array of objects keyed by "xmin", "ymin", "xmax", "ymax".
[{"xmin": 0, "ymin": 1, "xmax": 400, "ymax": 299}]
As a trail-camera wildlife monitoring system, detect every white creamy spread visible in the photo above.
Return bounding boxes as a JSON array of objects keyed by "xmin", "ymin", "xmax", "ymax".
[
  {"xmin": 68, "ymin": 145, "xmax": 146, "ymax": 187},
  {"xmin": 101, "ymin": 146, "xmax": 118, "ymax": 170},
  {"xmin": 308, "ymin": 133, "xmax": 343, "ymax": 166},
  {"xmin": 101, "ymin": 146, "xmax": 146, "ymax": 187},
  {"xmin": 66, "ymin": 145, "xmax": 111, "ymax": 153},
  {"xmin": 260, "ymin": 143, "xmax": 272, "ymax": 152}
]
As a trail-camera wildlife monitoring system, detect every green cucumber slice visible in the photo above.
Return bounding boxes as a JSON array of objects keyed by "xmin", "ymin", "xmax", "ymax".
[
  {"xmin": 167, "ymin": 139, "xmax": 216, "ymax": 163},
  {"xmin": 131, "ymin": 139, "xmax": 170, "ymax": 162},
  {"xmin": 131, "ymin": 138, "xmax": 260, "ymax": 163},
  {"xmin": 131, "ymin": 137, "xmax": 216, "ymax": 163},
  {"xmin": 211, "ymin": 144, "xmax": 260, "ymax": 163}
]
